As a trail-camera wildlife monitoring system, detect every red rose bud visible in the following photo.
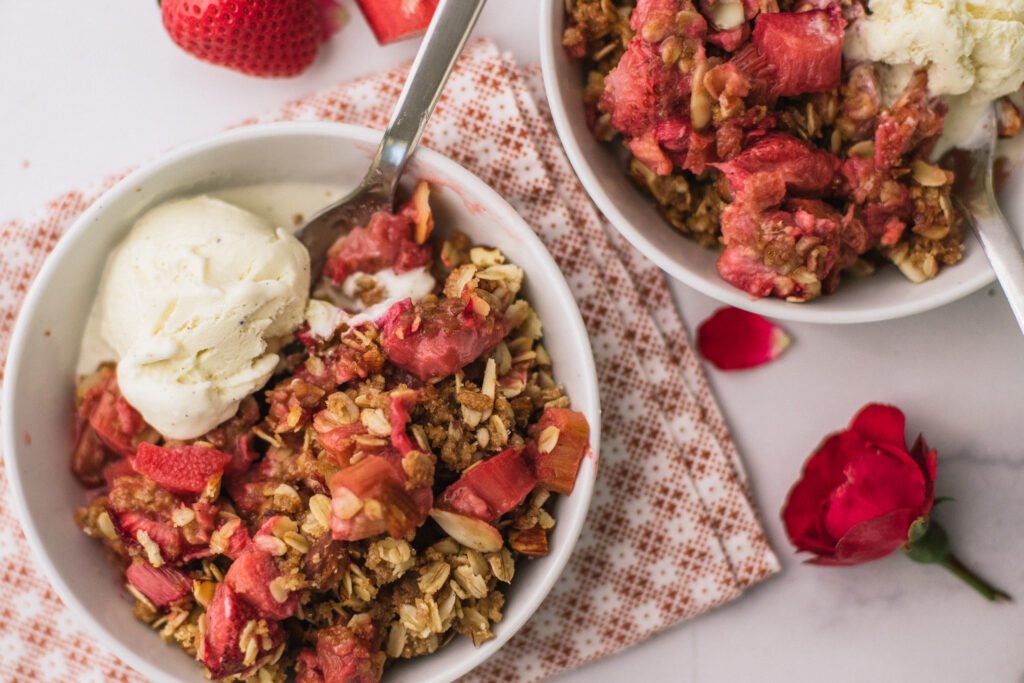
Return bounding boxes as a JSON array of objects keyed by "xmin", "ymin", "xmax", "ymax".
[
  {"xmin": 696, "ymin": 307, "xmax": 790, "ymax": 371},
  {"xmin": 782, "ymin": 403, "xmax": 1010, "ymax": 601}
]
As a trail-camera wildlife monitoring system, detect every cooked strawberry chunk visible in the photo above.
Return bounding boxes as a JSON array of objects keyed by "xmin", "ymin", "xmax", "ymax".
[
  {"xmin": 125, "ymin": 560, "xmax": 190, "ymax": 608},
  {"xmin": 314, "ymin": 416, "xmax": 368, "ymax": 466},
  {"xmin": 323, "ymin": 209, "xmax": 431, "ymax": 285},
  {"xmin": 102, "ymin": 457, "xmax": 136, "ymax": 489},
  {"xmin": 202, "ymin": 582, "xmax": 285, "ymax": 679},
  {"xmin": 133, "ymin": 443, "xmax": 232, "ymax": 495},
  {"xmin": 355, "ymin": 0, "xmax": 438, "ymax": 45},
  {"xmin": 712, "ymin": 132, "xmax": 840, "ymax": 204},
  {"xmin": 379, "ymin": 298, "xmax": 508, "ymax": 382},
  {"xmin": 78, "ymin": 366, "xmax": 147, "ymax": 459},
  {"xmin": 225, "ymin": 548, "xmax": 297, "ymax": 621},
  {"xmin": 225, "ymin": 446, "xmax": 293, "ymax": 517},
  {"xmin": 329, "ymin": 453, "xmax": 432, "ymax": 541},
  {"xmin": 530, "ymin": 408, "xmax": 591, "ymax": 495},
  {"xmin": 295, "ymin": 616, "xmax": 385, "ymax": 683},
  {"xmin": 438, "ymin": 447, "xmax": 536, "ymax": 523},
  {"xmin": 751, "ymin": 6, "xmax": 845, "ymax": 97}
]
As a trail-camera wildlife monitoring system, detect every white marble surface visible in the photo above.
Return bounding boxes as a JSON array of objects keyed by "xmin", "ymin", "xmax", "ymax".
[{"xmin": 3, "ymin": 2, "xmax": 1024, "ymax": 681}]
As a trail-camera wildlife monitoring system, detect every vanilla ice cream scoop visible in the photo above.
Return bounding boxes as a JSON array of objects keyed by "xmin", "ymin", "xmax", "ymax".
[
  {"xmin": 92, "ymin": 196, "xmax": 310, "ymax": 439},
  {"xmin": 845, "ymin": 0, "xmax": 1024, "ymax": 102}
]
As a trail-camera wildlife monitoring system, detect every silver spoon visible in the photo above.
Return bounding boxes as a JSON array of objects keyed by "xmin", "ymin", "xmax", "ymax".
[
  {"xmin": 954, "ymin": 106, "xmax": 1024, "ymax": 333},
  {"xmin": 296, "ymin": 0, "xmax": 488, "ymax": 283}
]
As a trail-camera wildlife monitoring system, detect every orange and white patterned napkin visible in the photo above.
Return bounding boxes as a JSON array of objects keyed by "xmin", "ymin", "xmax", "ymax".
[{"xmin": 0, "ymin": 39, "xmax": 778, "ymax": 683}]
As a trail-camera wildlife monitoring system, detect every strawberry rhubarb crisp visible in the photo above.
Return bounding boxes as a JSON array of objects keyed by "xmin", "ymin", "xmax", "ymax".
[
  {"xmin": 564, "ymin": 0, "xmax": 1023, "ymax": 300},
  {"xmin": 72, "ymin": 182, "xmax": 591, "ymax": 682}
]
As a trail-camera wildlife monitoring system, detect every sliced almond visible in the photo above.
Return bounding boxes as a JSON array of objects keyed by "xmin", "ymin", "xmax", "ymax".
[{"xmin": 429, "ymin": 509, "xmax": 503, "ymax": 553}]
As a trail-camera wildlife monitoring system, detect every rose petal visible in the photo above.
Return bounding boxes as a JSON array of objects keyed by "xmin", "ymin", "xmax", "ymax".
[
  {"xmin": 813, "ymin": 508, "xmax": 920, "ymax": 565},
  {"xmin": 910, "ymin": 435, "xmax": 938, "ymax": 513},
  {"xmin": 848, "ymin": 403, "xmax": 906, "ymax": 450},
  {"xmin": 697, "ymin": 307, "xmax": 790, "ymax": 371},
  {"xmin": 781, "ymin": 432, "xmax": 862, "ymax": 556},
  {"xmin": 822, "ymin": 448, "xmax": 926, "ymax": 542}
]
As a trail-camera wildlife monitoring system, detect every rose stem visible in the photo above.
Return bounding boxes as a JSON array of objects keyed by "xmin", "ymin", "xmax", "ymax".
[{"xmin": 941, "ymin": 554, "xmax": 1012, "ymax": 603}]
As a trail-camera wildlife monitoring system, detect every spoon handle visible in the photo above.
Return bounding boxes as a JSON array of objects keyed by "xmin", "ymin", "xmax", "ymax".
[
  {"xmin": 365, "ymin": 0, "xmax": 488, "ymax": 198},
  {"xmin": 966, "ymin": 200, "xmax": 1024, "ymax": 333}
]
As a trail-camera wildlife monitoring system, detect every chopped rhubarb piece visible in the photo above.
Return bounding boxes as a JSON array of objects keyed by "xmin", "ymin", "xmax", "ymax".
[
  {"xmin": 225, "ymin": 446, "xmax": 292, "ymax": 517},
  {"xmin": 379, "ymin": 297, "xmax": 508, "ymax": 382},
  {"xmin": 751, "ymin": 6, "xmax": 845, "ymax": 97},
  {"xmin": 133, "ymin": 443, "xmax": 232, "ymax": 495},
  {"xmin": 225, "ymin": 548, "xmax": 297, "ymax": 621},
  {"xmin": 78, "ymin": 366, "xmax": 147, "ymax": 459},
  {"xmin": 697, "ymin": 307, "xmax": 790, "ymax": 370},
  {"xmin": 429, "ymin": 509, "xmax": 504, "ymax": 553},
  {"xmin": 438, "ymin": 447, "xmax": 536, "ymax": 523},
  {"xmin": 125, "ymin": 560, "xmax": 190, "ymax": 607},
  {"xmin": 389, "ymin": 389, "xmax": 418, "ymax": 456},
  {"xmin": 202, "ymin": 582, "xmax": 285, "ymax": 679},
  {"xmin": 295, "ymin": 616, "xmax": 385, "ymax": 683},
  {"xmin": 329, "ymin": 453, "xmax": 431, "ymax": 541},
  {"xmin": 355, "ymin": 0, "xmax": 438, "ymax": 45},
  {"xmin": 530, "ymin": 408, "xmax": 591, "ymax": 495},
  {"xmin": 323, "ymin": 209, "xmax": 431, "ymax": 285}
]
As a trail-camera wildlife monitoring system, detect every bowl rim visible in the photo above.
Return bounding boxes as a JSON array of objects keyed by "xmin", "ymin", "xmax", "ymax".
[
  {"xmin": 2, "ymin": 121, "xmax": 601, "ymax": 683},
  {"xmin": 538, "ymin": 0, "xmax": 998, "ymax": 325}
]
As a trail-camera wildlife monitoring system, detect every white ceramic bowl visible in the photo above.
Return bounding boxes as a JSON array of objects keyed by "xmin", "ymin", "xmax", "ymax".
[
  {"xmin": 540, "ymin": 0, "xmax": 1024, "ymax": 324},
  {"xmin": 2, "ymin": 123, "xmax": 600, "ymax": 683}
]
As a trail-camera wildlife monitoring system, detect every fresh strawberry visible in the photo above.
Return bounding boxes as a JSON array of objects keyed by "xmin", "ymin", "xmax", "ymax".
[
  {"xmin": 437, "ymin": 447, "xmax": 536, "ymax": 523},
  {"xmin": 161, "ymin": 0, "xmax": 347, "ymax": 78},
  {"xmin": 202, "ymin": 582, "xmax": 285, "ymax": 679},
  {"xmin": 355, "ymin": 0, "xmax": 439, "ymax": 45},
  {"xmin": 133, "ymin": 443, "xmax": 232, "ymax": 495},
  {"xmin": 125, "ymin": 560, "xmax": 191, "ymax": 607},
  {"xmin": 529, "ymin": 408, "xmax": 591, "ymax": 495},
  {"xmin": 225, "ymin": 548, "xmax": 297, "ymax": 621}
]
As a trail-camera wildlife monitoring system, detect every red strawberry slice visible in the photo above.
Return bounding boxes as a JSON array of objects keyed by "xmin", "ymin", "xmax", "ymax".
[
  {"xmin": 355, "ymin": 0, "xmax": 439, "ymax": 45},
  {"xmin": 438, "ymin": 447, "xmax": 536, "ymax": 523},
  {"xmin": 161, "ymin": 0, "xmax": 346, "ymax": 78},
  {"xmin": 125, "ymin": 560, "xmax": 191, "ymax": 608},
  {"xmin": 697, "ymin": 307, "xmax": 791, "ymax": 370},
  {"xmin": 379, "ymin": 297, "xmax": 509, "ymax": 382},
  {"xmin": 133, "ymin": 443, "xmax": 232, "ymax": 495},
  {"xmin": 323, "ymin": 209, "xmax": 431, "ymax": 286},
  {"xmin": 751, "ymin": 6, "xmax": 845, "ymax": 97},
  {"xmin": 202, "ymin": 582, "xmax": 285, "ymax": 679},
  {"xmin": 294, "ymin": 618, "xmax": 385, "ymax": 683},
  {"xmin": 225, "ymin": 548, "xmax": 297, "ymax": 621},
  {"xmin": 329, "ymin": 453, "xmax": 432, "ymax": 541},
  {"xmin": 530, "ymin": 408, "xmax": 591, "ymax": 495}
]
